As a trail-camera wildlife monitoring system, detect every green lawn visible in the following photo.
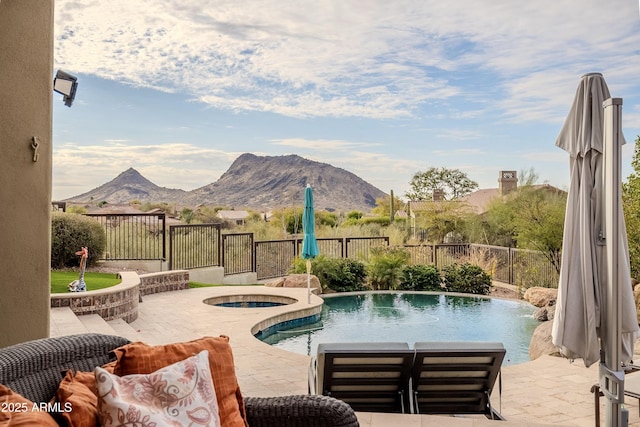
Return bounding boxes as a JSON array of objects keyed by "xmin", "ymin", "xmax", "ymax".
[
  {"xmin": 51, "ymin": 272, "xmax": 262, "ymax": 293},
  {"xmin": 50, "ymin": 271, "xmax": 121, "ymax": 294}
]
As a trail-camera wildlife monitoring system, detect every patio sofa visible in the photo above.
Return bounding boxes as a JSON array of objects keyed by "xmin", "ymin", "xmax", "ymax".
[{"xmin": 0, "ymin": 333, "xmax": 359, "ymax": 427}]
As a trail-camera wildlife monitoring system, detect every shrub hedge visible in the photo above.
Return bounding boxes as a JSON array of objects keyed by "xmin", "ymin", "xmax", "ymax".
[
  {"xmin": 291, "ymin": 255, "xmax": 367, "ymax": 292},
  {"xmin": 51, "ymin": 212, "xmax": 106, "ymax": 268},
  {"xmin": 399, "ymin": 264, "xmax": 442, "ymax": 291},
  {"xmin": 442, "ymin": 262, "xmax": 492, "ymax": 295}
]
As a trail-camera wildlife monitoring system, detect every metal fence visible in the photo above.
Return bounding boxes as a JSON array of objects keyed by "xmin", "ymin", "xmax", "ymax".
[
  {"xmin": 345, "ymin": 237, "xmax": 389, "ymax": 259},
  {"xmin": 400, "ymin": 243, "xmax": 559, "ymax": 288},
  {"xmin": 86, "ymin": 213, "xmax": 166, "ymax": 261},
  {"xmin": 82, "ymin": 213, "xmax": 559, "ymax": 287},
  {"xmin": 254, "ymin": 236, "xmax": 390, "ymax": 280},
  {"xmin": 168, "ymin": 223, "xmax": 221, "ymax": 270},
  {"xmin": 255, "ymin": 239, "xmax": 297, "ymax": 280},
  {"xmin": 222, "ymin": 233, "xmax": 254, "ymax": 276}
]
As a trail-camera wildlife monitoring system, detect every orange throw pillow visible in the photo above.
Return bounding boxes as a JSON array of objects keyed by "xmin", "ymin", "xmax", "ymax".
[
  {"xmin": 112, "ymin": 336, "xmax": 247, "ymax": 427},
  {"xmin": 0, "ymin": 384, "xmax": 58, "ymax": 426},
  {"xmin": 54, "ymin": 370, "xmax": 100, "ymax": 427},
  {"xmin": 54, "ymin": 360, "xmax": 117, "ymax": 427}
]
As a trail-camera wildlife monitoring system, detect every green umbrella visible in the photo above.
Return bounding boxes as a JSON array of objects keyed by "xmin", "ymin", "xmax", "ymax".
[{"xmin": 302, "ymin": 184, "xmax": 319, "ymax": 303}]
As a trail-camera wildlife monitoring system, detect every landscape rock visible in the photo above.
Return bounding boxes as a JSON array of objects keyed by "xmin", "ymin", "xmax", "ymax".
[
  {"xmin": 283, "ymin": 274, "xmax": 321, "ymax": 291},
  {"xmin": 523, "ymin": 287, "xmax": 557, "ymax": 308},
  {"xmin": 264, "ymin": 277, "xmax": 285, "ymax": 288},
  {"xmin": 533, "ymin": 306, "xmax": 550, "ymax": 321},
  {"xmin": 529, "ymin": 321, "xmax": 562, "ymax": 361}
]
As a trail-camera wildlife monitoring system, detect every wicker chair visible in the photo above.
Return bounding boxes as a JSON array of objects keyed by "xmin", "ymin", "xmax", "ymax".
[{"xmin": 0, "ymin": 333, "xmax": 359, "ymax": 427}]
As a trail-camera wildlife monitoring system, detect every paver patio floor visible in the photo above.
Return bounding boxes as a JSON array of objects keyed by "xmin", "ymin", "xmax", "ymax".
[{"xmin": 51, "ymin": 285, "xmax": 640, "ymax": 426}]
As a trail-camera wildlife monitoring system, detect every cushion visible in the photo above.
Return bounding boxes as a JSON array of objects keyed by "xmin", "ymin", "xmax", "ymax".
[
  {"xmin": 96, "ymin": 350, "xmax": 221, "ymax": 427},
  {"xmin": 54, "ymin": 370, "xmax": 100, "ymax": 427},
  {"xmin": 0, "ymin": 383, "xmax": 58, "ymax": 426},
  {"xmin": 54, "ymin": 358, "xmax": 118, "ymax": 427},
  {"xmin": 112, "ymin": 336, "xmax": 246, "ymax": 427}
]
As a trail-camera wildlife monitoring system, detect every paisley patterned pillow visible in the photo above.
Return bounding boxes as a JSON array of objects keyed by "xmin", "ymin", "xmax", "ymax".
[{"xmin": 95, "ymin": 350, "xmax": 221, "ymax": 427}]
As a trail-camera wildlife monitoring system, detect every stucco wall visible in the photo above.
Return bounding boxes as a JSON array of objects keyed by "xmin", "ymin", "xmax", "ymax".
[{"xmin": 0, "ymin": 0, "xmax": 54, "ymax": 347}]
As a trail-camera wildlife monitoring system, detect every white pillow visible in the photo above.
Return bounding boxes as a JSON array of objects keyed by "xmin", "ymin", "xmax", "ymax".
[{"xmin": 95, "ymin": 349, "xmax": 221, "ymax": 427}]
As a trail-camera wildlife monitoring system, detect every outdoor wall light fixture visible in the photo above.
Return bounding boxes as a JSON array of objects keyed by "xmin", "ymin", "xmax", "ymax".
[{"xmin": 53, "ymin": 70, "xmax": 78, "ymax": 107}]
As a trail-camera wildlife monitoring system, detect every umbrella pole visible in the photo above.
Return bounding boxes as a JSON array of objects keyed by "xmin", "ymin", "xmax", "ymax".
[
  {"xmin": 601, "ymin": 98, "xmax": 627, "ymax": 427},
  {"xmin": 306, "ymin": 259, "xmax": 311, "ymax": 304}
]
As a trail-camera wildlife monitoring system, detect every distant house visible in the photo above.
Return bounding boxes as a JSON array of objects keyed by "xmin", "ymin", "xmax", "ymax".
[
  {"xmin": 406, "ymin": 171, "xmax": 564, "ymax": 240},
  {"xmin": 458, "ymin": 170, "xmax": 519, "ymax": 214},
  {"xmin": 409, "ymin": 169, "xmax": 564, "ymax": 214},
  {"xmin": 217, "ymin": 210, "xmax": 250, "ymax": 225}
]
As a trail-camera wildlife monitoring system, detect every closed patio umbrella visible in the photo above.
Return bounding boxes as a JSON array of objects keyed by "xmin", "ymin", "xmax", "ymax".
[
  {"xmin": 302, "ymin": 184, "xmax": 319, "ymax": 304},
  {"xmin": 552, "ymin": 72, "xmax": 639, "ymax": 426}
]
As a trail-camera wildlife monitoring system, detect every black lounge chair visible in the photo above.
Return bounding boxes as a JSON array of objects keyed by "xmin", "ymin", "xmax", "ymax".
[
  {"xmin": 411, "ymin": 341, "xmax": 506, "ymax": 420},
  {"xmin": 310, "ymin": 342, "xmax": 414, "ymax": 413}
]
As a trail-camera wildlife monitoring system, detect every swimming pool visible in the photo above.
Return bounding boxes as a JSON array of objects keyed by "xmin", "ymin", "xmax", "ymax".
[{"xmin": 260, "ymin": 292, "xmax": 539, "ymax": 365}]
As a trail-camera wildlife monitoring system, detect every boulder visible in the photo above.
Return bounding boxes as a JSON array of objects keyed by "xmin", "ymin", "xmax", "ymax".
[
  {"xmin": 533, "ymin": 306, "xmax": 550, "ymax": 322},
  {"xmin": 523, "ymin": 287, "xmax": 557, "ymax": 308},
  {"xmin": 268, "ymin": 274, "xmax": 322, "ymax": 293},
  {"xmin": 529, "ymin": 321, "xmax": 562, "ymax": 360},
  {"xmin": 264, "ymin": 277, "xmax": 285, "ymax": 288}
]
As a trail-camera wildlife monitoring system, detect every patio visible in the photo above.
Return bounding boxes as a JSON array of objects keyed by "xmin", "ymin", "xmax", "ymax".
[{"xmin": 50, "ymin": 285, "xmax": 640, "ymax": 426}]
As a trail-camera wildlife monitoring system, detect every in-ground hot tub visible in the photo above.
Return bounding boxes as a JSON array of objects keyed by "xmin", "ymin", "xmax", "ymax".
[{"xmin": 203, "ymin": 294, "xmax": 297, "ymax": 308}]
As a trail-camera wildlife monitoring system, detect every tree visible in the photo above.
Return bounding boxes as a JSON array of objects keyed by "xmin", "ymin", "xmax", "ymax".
[
  {"xmin": 508, "ymin": 185, "xmax": 566, "ymax": 273},
  {"xmin": 413, "ymin": 200, "xmax": 471, "ymax": 243},
  {"xmin": 468, "ymin": 176, "xmax": 566, "ymax": 273},
  {"xmin": 405, "ymin": 167, "xmax": 478, "ymax": 201},
  {"xmin": 623, "ymin": 135, "xmax": 640, "ymax": 279},
  {"xmin": 372, "ymin": 194, "xmax": 405, "ymax": 218}
]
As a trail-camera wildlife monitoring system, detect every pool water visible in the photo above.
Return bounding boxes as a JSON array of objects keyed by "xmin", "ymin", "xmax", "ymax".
[{"xmin": 261, "ymin": 292, "xmax": 539, "ymax": 365}]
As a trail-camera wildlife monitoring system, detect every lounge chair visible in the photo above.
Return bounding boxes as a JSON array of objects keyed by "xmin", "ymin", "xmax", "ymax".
[
  {"xmin": 411, "ymin": 341, "xmax": 506, "ymax": 420},
  {"xmin": 310, "ymin": 342, "xmax": 414, "ymax": 413}
]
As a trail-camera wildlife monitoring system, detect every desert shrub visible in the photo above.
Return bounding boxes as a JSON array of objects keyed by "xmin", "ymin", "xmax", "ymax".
[
  {"xmin": 291, "ymin": 255, "xmax": 367, "ymax": 292},
  {"xmin": 360, "ymin": 216, "xmax": 391, "ymax": 226},
  {"xmin": 442, "ymin": 262, "xmax": 492, "ymax": 295},
  {"xmin": 367, "ymin": 247, "xmax": 410, "ymax": 290},
  {"xmin": 51, "ymin": 212, "xmax": 106, "ymax": 268},
  {"xmin": 399, "ymin": 264, "xmax": 442, "ymax": 291}
]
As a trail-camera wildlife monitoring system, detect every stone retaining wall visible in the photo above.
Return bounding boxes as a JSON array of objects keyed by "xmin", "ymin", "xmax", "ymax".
[
  {"xmin": 50, "ymin": 272, "xmax": 140, "ymax": 322},
  {"xmin": 51, "ymin": 270, "xmax": 190, "ymax": 323},
  {"xmin": 139, "ymin": 270, "xmax": 189, "ymax": 296}
]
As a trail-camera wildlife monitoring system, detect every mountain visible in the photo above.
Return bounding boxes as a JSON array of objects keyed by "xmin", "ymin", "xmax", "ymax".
[
  {"xmin": 66, "ymin": 168, "xmax": 189, "ymax": 204},
  {"xmin": 187, "ymin": 154, "xmax": 386, "ymax": 211},
  {"xmin": 66, "ymin": 154, "xmax": 387, "ymax": 212}
]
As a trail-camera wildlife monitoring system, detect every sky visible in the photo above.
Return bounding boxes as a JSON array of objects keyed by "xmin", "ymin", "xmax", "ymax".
[{"xmin": 52, "ymin": 0, "xmax": 640, "ymax": 202}]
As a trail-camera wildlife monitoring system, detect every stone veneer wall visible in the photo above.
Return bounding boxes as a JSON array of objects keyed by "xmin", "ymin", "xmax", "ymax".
[
  {"xmin": 139, "ymin": 270, "xmax": 189, "ymax": 296},
  {"xmin": 50, "ymin": 272, "xmax": 140, "ymax": 323},
  {"xmin": 50, "ymin": 270, "xmax": 190, "ymax": 323}
]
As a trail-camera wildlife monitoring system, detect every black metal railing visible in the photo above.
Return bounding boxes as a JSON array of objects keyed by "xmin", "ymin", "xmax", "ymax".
[
  {"xmin": 82, "ymin": 213, "xmax": 559, "ymax": 287},
  {"xmin": 168, "ymin": 223, "xmax": 221, "ymax": 270},
  {"xmin": 222, "ymin": 233, "xmax": 254, "ymax": 276},
  {"xmin": 255, "ymin": 239, "xmax": 297, "ymax": 280},
  {"xmin": 296, "ymin": 237, "xmax": 345, "ymax": 258},
  {"xmin": 345, "ymin": 237, "xmax": 389, "ymax": 260},
  {"xmin": 86, "ymin": 213, "xmax": 166, "ymax": 261}
]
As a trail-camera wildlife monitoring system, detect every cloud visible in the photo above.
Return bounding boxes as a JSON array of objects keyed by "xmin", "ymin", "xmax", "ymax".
[
  {"xmin": 270, "ymin": 138, "xmax": 382, "ymax": 151},
  {"xmin": 54, "ymin": 0, "xmax": 640, "ymax": 123}
]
